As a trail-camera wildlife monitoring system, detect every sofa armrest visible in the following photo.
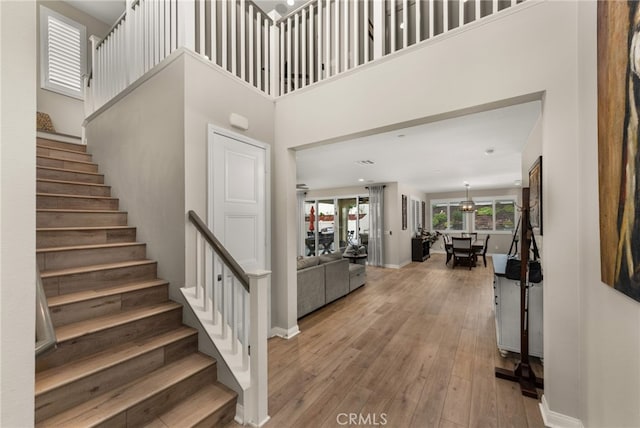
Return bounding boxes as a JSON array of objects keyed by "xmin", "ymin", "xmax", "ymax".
[
  {"xmin": 324, "ymin": 259, "xmax": 349, "ymax": 303},
  {"xmin": 297, "ymin": 265, "xmax": 325, "ymax": 318}
]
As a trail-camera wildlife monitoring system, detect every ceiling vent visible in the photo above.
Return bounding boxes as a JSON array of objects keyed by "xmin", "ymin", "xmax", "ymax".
[{"xmin": 355, "ymin": 160, "xmax": 375, "ymax": 166}]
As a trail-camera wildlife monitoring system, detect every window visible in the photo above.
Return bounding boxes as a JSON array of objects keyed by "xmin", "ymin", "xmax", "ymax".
[
  {"xmin": 40, "ymin": 6, "xmax": 86, "ymax": 99},
  {"xmin": 431, "ymin": 197, "xmax": 516, "ymax": 233}
]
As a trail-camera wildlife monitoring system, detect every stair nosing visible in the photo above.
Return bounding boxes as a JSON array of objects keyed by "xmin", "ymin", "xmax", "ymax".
[
  {"xmin": 47, "ymin": 279, "xmax": 169, "ymax": 308},
  {"xmin": 37, "ymin": 144, "xmax": 92, "ymax": 156},
  {"xmin": 37, "ymin": 193, "xmax": 117, "ymax": 201},
  {"xmin": 37, "ymin": 353, "xmax": 215, "ymax": 427},
  {"xmin": 36, "ymin": 242, "xmax": 145, "ymax": 254},
  {"xmin": 35, "ymin": 327, "xmax": 199, "ymax": 396},
  {"xmin": 37, "ymin": 226, "xmax": 135, "ymax": 232},
  {"xmin": 37, "ymin": 166, "xmax": 104, "ymax": 177},
  {"xmin": 37, "ymin": 178, "xmax": 110, "ymax": 188},
  {"xmin": 37, "ymin": 209, "xmax": 124, "ymax": 214},
  {"xmin": 55, "ymin": 302, "xmax": 183, "ymax": 343},
  {"xmin": 37, "ymin": 155, "xmax": 97, "ymax": 167},
  {"xmin": 40, "ymin": 260, "xmax": 157, "ymax": 278}
]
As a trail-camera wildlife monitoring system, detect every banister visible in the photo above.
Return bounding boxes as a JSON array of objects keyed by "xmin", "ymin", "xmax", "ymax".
[
  {"xmin": 95, "ymin": 9, "xmax": 127, "ymax": 50},
  {"xmin": 35, "ymin": 268, "xmax": 56, "ymax": 356},
  {"xmin": 188, "ymin": 210, "xmax": 250, "ymax": 292}
]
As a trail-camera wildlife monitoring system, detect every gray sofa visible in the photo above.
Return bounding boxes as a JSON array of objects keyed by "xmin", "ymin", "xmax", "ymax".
[{"xmin": 297, "ymin": 252, "xmax": 365, "ymax": 318}]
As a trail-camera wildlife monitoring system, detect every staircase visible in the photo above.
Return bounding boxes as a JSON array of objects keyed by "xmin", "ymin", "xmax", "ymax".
[{"xmin": 35, "ymin": 136, "xmax": 237, "ymax": 427}]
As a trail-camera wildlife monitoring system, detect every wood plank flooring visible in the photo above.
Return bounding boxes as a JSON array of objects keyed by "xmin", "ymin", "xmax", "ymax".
[{"xmin": 228, "ymin": 254, "xmax": 544, "ymax": 428}]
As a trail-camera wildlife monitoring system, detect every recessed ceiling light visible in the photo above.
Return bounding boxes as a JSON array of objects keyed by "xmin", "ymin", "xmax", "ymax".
[
  {"xmin": 514, "ymin": 180, "xmax": 522, "ymax": 186},
  {"xmin": 355, "ymin": 160, "xmax": 375, "ymax": 165},
  {"xmin": 485, "ymin": 148, "xmax": 495, "ymax": 155},
  {"xmin": 287, "ymin": 0, "xmax": 295, "ymax": 6},
  {"xmin": 358, "ymin": 178, "xmax": 365, "ymax": 182}
]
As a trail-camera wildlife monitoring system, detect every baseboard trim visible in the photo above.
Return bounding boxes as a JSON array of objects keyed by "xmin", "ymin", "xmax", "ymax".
[
  {"xmin": 539, "ymin": 395, "xmax": 584, "ymax": 428},
  {"xmin": 271, "ymin": 325, "xmax": 300, "ymax": 339},
  {"xmin": 384, "ymin": 264, "xmax": 400, "ymax": 269}
]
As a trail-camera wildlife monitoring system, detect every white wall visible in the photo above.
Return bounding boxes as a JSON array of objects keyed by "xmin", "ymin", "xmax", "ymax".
[
  {"xmin": 578, "ymin": 2, "xmax": 640, "ymax": 427},
  {"xmin": 0, "ymin": 1, "xmax": 36, "ymax": 426},
  {"xmin": 274, "ymin": 0, "xmax": 581, "ymax": 419},
  {"xmin": 36, "ymin": 1, "xmax": 109, "ymax": 136}
]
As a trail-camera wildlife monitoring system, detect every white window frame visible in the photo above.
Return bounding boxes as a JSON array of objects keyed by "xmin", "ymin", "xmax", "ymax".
[
  {"xmin": 40, "ymin": 6, "xmax": 87, "ymax": 100},
  {"xmin": 430, "ymin": 195, "xmax": 517, "ymax": 234}
]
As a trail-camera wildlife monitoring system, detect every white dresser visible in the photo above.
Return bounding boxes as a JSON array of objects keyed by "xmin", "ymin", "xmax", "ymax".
[{"xmin": 492, "ymin": 254, "xmax": 543, "ymax": 359}]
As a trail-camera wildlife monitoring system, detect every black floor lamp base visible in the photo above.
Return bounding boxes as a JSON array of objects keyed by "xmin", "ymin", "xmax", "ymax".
[{"xmin": 495, "ymin": 362, "xmax": 544, "ymax": 399}]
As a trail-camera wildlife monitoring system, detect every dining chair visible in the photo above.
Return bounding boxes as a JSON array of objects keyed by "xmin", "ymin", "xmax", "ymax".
[
  {"xmin": 451, "ymin": 237, "xmax": 474, "ymax": 270},
  {"xmin": 443, "ymin": 235, "xmax": 453, "ymax": 265},
  {"xmin": 475, "ymin": 234, "xmax": 490, "ymax": 267},
  {"xmin": 462, "ymin": 232, "xmax": 478, "ymax": 241}
]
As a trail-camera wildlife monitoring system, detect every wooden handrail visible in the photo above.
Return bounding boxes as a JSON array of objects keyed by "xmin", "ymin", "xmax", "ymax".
[{"xmin": 188, "ymin": 210, "xmax": 250, "ymax": 292}]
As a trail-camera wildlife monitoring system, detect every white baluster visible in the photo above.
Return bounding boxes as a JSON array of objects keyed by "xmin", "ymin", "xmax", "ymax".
[
  {"xmin": 195, "ymin": 232, "xmax": 201, "ymax": 298},
  {"xmin": 210, "ymin": 0, "xmax": 217, "ymax": 63},
  {"xmin": 221, "ymin": 266, "xmax": 227, "ymax": 339},
  {"xmin": 198, "ymin": 0, "xmax": 205, "ymax": 56},
  {"xmin": 222, "ymin": 0, "xmax": 228, "ymax": 70},
  {"xmin": 170, "ymin": 0, "xmax": 177, "ymax": 52},
  {"xmin": 231, "ymin": 0, "xmax": 237, "ymax": 75},
  {"xmin": 164, "ymin": 0, "xmax": 169, "ymax": 58},
  {"xmin": 177, "ymin": 0, "xmax": 195, "ymax": 50},
  {"xmin": 158, "ymin": 0, "xmax": 165, "ymax": 60},
  {"xmin": 201, "ymin": 235, "xmax": 207, "ymax": 310},
  {"xmin": 301, "ymin": 8, "xmax": 306, "ymax": 88},
  {"xmin": 353, "ymin": 0, "xmax": 358, "ymax": 67},
  {"xmin": 459, "ymin": 0, "xmax": 464, "ymax": 27},
  {"xmin": 241, "ymin": 0, "xmax": 246, "ymax": 80},
  {"xmin": 372, "ymin": 0, "xmax": 384, "ymax": 59},
  {"xmin": 429, "ymin": 0, "xmax": 435, "ymax": 38},
  {"xmin": 325, "ymin": 0, "xmax": 330, "ymax": 77},
  {"xmin": 390, "ymin": 0, "xmax": 396, "ymax": 53},
  {"xmin": 212, "ymin": 253, "xmax": 218, "ymax": 325},
  {"xmin": 249, "ymin": 5, "xmax": 254, "ymax": 86},
  {"xmin": 309, "ymin": 4, "xmax": 314, "ymax": 83},
  {"xmin": 317, "ymin": 0, "xmax": 322, "ymax": 80},
  {"xmin": 293, "ymin": 15, "xmax": 298, "ymax": 91},
  {"xmin": 334, "ymin": 0, "xmax": 339, "ymax": 73},
  {"xmin": 402, "ymin": 0, "xmax": 408, "ymax": 48},
  {"xmin": 416, "ymin": 0, "xmax": 421, "ymax": 43},
  {"xmin": 475, "ymin": 0, "xmax": 480, "ymax": 20},
  {"xmin": 242, "ymin": 288, "xmax": 249, "ymax": 370},
  {"xmin": 443, "ymin": 0, "xmax": 449, "ymax": 32},
  {"xmin": 256, "ymin": 15, "xmax": 261, "ymax": 90},
  {"xmin": 265, "ymin": 18, "xmax": 272, "ymax": 94},
  {"xmin": 363, "ymin": 0, "xmax": 369, "ymax": 63},
  {"xmin": 343, "ymin": 0, "xmax": 348, "ymax": 70},
  {"xmin": 232, "ymin": 277, "xmax": 238, "ymax": 354},
  {"xmin": 493, "ymin": 0, "xmax": 498, "ymax": 14}
]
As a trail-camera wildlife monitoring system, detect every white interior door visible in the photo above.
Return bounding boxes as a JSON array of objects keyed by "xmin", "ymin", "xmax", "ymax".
[{"xmin": 209, "ymin": 130, "xmax": 266, "ymax": 271}]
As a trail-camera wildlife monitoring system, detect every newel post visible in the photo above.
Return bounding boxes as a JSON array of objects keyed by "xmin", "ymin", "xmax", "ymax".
[
  {"xmin": 177, "ymin": 0, "xmax": 196, "ymax": 51},
  {"xmin": 247, "ymin": 269, "xmax": 270, "ymax": 427}
]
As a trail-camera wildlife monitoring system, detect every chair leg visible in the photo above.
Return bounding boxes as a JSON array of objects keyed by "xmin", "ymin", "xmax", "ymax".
[{"xmin": 483, "ymin": 254, "xmax": 487, "ymax": 267}]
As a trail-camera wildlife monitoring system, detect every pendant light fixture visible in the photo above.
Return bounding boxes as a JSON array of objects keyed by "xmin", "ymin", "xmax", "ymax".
[{"xmin": 460, "ymin": 183, "xmax": 476, "ymax": 212}]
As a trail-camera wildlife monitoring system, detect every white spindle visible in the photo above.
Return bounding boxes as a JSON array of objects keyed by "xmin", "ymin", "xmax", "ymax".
[
  {"xmin": 280, "ymin": 22, "xmax": 285, "ymax": 94},
  {"xmin": 164, "ymin": 0, "xmax": 169, "ymax": 58},
  {"xmin": 493, "ymin": 0, "xmax": 498, "ymax": 13},
  {"xmin": 222, "ymin": 0, "xmax": 228, "ymax": 70},
  {"xmin": 475, "ymin": 0, "xmax": 480, "ymax": 20},
  {"xmin": 416, "ymin": 0, "xmax": 421, "ymax": 43},
  {"xmin": 221, "ymin": 267, "xmax": 227, "ymax": 339},
  {"xmin": 372, "ymin": 0, "xmax": 384, "ymax": 58},
  {"xmin": 256, "ymin": 16, "xmax": 262, "ymax": 90},
  {"xmin": 198, "ymin": 0, "xmax": 205, "ymax": 56},
  {"xmin": 402, "ymin": 0, "xmax": 408, "ymax": 48},
  {"xmin": 232, "ymin": 278, "xmax": 238, "ymax": 354},
  {"xmin": 390, "ymin": 0, "xmax": 396, "ymax": 52},
  {"xmin": 145, "ymin": 0, "xmax": 151, "ymax": 70},
  {"xmin": 294, "ymin": 15, "xmax": 299, "ymax": 90},
  {"xmin": 158, "ymin": 0, "xmax": 164, "ymax": 60},
  {"xmin": 231, "ymin": 0, "xmax": 237, "ymax": 75},
  {"xmin": 444, "ymin": 0, "xmax": 449, "ymax": 32},
  {"xmin": 287, "ymin": 17, "xmax": 292, "ymax": 92},
  {"xmin": 201, "ymin": 236, "xmax": 207, "ymax": 310},
  {"xmin": 265, "ymin": 18, "xmax": 271, "ymax": 94},
  {"xmin": 429, "ymin": 0, "xmax": 434, "ymax": 38},
  {"xmin": 343, "ymin": 0, "xmax": 348, "ymax": 70},
  {"xmin": 241, "ymin": 0, "xmax": 246, "ymax": 80},
  {"xmin": 242, "ymin": 291, "xmax": 249, "ymax": 370},
  {"xmin": 334, "ymin": 0, "xmax": 339, "ymax": 73},
  {"xmin": 301, "ymin": 9, "xmax": 306, "ymax": 88},
  {"xmin": 363, "ymin": 0, "xmax": 369, "ymax": 62},
  {"xmin": 459, "ymin": 0, "xmax": 464, "ymax": 27},
  {"xmin": 170, "ymin": 0, "xmax": 177, "ymax": 52},
  {"xmin": 178, "ymin": 0, "xmax": 195, "ymax": 50},
  {"xmin": 511, "ymin": 0, "xmax": 516, "ymax": 6},
  {"xmin": 155, "ymin": 0, "xmax": 160, "ymax": 65},
  {"xmin": 353, "ymin": 0, "xmax": 358, "ymax": 67},
  {"xmin": 309, "ymin": 4, "xmax": 314, "ymax": 83},
  {"xmin": 195, "ymin": 233, "xmax": 201, "ymax": 299},
  {"xmin": 325, "ymin": 0, "xmax": 330, "ymax": 76},
  {"xmin": 210, "ymin": 0, "xmax": 217, "ymax": 63},
  {"xmin": 212, "ymin": 256, "xmax": 219, "ymax": 325},
  {"xmin": 317, "ymin": 0, "xmax": 322, "ymax": 79}
]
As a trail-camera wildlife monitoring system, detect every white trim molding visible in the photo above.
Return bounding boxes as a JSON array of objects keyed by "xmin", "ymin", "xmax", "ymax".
[
  {"xmin": 539, "ymin": 395, "xmax": 584, "ymax": 428},
  {"xmin": 271, "ymin": 325, "xmax": 300, "ymax": 339}
]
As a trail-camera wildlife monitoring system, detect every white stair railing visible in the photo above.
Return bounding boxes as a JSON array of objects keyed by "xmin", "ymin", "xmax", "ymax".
[
  {"xmin": 86, "ymin": 0, "xmax": 528, "ymax": 110},
  {"xmin": 184, "ymin": 210, "xmax": 269, "ymax": 427}
]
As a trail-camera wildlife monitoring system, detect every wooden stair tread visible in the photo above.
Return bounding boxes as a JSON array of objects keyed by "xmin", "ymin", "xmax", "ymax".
[
  {"xmin": 37, "ymin": 166, "xmax": 104, "ymax": 177},
  {"xmin": 37, "ymin": 137, "xmax": 85, "ymax": 150},
  {"xmin": 37, "ymin": 193, "xmax": 116, "ymax": 200},
  {"xmin": 37, "ymin": 209, "xmax": 123, "ymax": 214},
  {"xmin": 47, "ymin": 279, "xmax": 168, "ymax": 308},
  {"xmin": 37, "ymin": 353, "xmax": 215, "ymax": 427},
  {"xmin": 35, "ymin": 327, "xmax": 197, "ymax": 396},
  {"xmin": 37, "ymin": 155, "xmax": 97, "ymax": 167},
  {"xmin": 154, "ymin": 383, "xmax": 237, "ymax": 427},
  {"xmin": 37, "ymin": 178, "xmax": 109, "ymax": 188},
  {"xmin": 37, "ymin": 226, "xmax": 134, "ymax": 232},
  {"xmin": 40, "ymin": 260, "xmax": 156, "ymax": 278},
  {"xmin": 55, "ymin": 302, "xmax": 182, "ymax": 343},
  {"xmin": 37, "ymin": 242, "xmax": 143, "ymax": 254},
  {"xmin": 37, "ymin": 144, "xmax": 91, "ymax": 155}
]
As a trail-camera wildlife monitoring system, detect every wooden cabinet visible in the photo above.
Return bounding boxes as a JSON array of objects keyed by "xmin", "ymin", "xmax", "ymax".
[{"xmin": 411, "ymin": 238, "xmax": 430, "ymax": 262}]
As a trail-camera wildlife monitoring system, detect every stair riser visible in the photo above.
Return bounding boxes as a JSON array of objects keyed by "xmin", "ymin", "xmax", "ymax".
[
  {"xmin": 50, "ymin": 284, "xmax": 169, "ymax": 327},
  {"xmin": 43, "ymin": 262, "xmax": 158, "ymax": 297},
  {"xmin": 107, "ymin": 364, "xmax": 217, "ymax": 428},
  {"xmin": 37, "ymin": 195, "xmax": 118, "ymax": 210},
  {"xmin": 37, "ymin": 181, "xmax": 111, "ymax": 197},
  {"xmin": 35, "ymin": 334, "xmax": 197, "ymax": 422},
  {"xmin": 36, "ymin": 308, "xmax": 183, "ymax": 372},
  {"xmin": 37, "ymin": 168, "xmax": 104, "ymax": 184},
  {"xmin": 38, "ymin": 244, "xmax": 146, "ymax": 271},
  {"xmin": 37, "ymin": 228, "xmax": 136, "ymax": 249},
  {"xmin": 37, "ymin": 156, "xmax": 98, "ymax": 173},
  {"xmin": 37, "ymin": 211, "xmax": 127, "ymax": 228},
  {"xmin": 37, "ymin": 138, "xmax": 86, "ymax": 153},
  {"xmin": 193, "ymin": 399, "xmax": 236, "ymax": 428},
  {"xmin": 37, "ymin": 146, "xmax": 92, "ymax": 162}
]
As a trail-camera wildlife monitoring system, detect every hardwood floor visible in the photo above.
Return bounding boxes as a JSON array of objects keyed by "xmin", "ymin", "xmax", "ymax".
[{"xmin": 229, "ymin": 254, "xmax": 545, "ymax": 428}]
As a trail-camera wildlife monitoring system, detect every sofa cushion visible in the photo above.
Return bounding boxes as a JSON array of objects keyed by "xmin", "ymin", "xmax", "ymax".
[
  {"xmin": 297, "ymin": 256, "xmax": 320, "ymax": 270},
  {"xmin": 319, "ymin": 252, "xmax": 343, "ymax": 264}
]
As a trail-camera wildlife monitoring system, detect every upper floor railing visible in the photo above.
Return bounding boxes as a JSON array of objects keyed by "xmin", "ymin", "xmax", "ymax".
[{"xmin": 86, "ymin": 0, "xmax": 527, "ymax": 112}]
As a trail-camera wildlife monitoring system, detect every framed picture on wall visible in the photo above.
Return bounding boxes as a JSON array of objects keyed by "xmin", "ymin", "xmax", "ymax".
[
  {"xmin": 529, "ymin": 156, "xmax": 542, "ymax": 235},
  {"xmin": 402, "ymin": 195, "xmax": 408, "ymax": 230}
]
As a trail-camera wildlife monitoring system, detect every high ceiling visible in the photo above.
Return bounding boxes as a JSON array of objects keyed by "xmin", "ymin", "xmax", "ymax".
[{"xmin": 295, "ymin": 101, "xmax": 542, "ymax": 194}]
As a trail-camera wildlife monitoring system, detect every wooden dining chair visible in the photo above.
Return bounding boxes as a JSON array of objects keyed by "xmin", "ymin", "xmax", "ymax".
[
  {"xmin": 462, "ymin": 232, "xmax": 478, "ymax": 241},
  {"xmin": 475, "ymin": 234, "xmax": 490, "ymax": 267},
  {"xmin": 443, "ymin": 235, "xmax": 453, "ymax": 265},
  {"xmin": 451, "ymin": 237, "xmax": 474, "ymax": 270}
]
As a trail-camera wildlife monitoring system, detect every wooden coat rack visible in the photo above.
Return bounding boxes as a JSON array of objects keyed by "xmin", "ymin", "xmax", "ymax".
[{"xmin": 494, "ymin": 187, "xmax": 544, "ymax": 398}]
